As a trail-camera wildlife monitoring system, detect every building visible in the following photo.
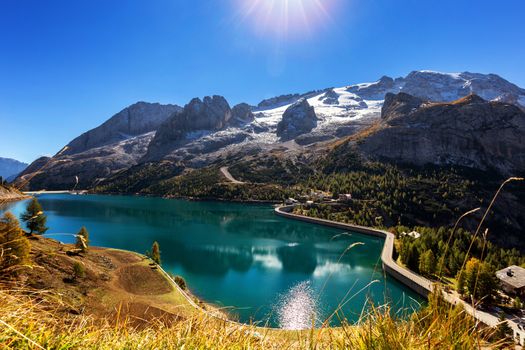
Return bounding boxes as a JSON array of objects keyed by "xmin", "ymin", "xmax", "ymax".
[
  {"xmin": 496, "ymin": 265, "xmax": 525, "ymax": 296},
  {"xmin": 338, "ymin": 194, "xmax": 353, "ymax": 202},
  {"xmin": 285, "ymin": 198, "xmax": 298, "ymax": 205}
]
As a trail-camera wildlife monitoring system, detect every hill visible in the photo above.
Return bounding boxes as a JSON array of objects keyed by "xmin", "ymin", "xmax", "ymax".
[
  {"xmin": 0, "ymin": 184, "xmax": 29, "ymax": 203},
  {"xmin": 0, "ymin": 235, "xmax": 506, "ymax": 349}
]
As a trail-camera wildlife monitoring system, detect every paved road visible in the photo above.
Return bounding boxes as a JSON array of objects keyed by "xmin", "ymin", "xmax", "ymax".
[
  {"xmin": 220, "ymin": 167, "xmax": 244, "ymax": 184},
  {"xmin": 275, "ymin": 205, "xmax": 525, "ymax": 346}
]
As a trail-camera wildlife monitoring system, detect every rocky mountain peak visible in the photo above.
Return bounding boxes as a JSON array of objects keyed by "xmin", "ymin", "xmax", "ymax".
[
  {"xmin": 143, "ymin": 95, "xmax": 233, "ymax": 161},
  {"xmin": 452, "ymin": 94, "xmax": 486, "ymax": 105},
  {"xmin": 63, "ymin": 101, "xmax": 181, "ymax": 156},
  {"xmin": 276, "ymin": 98, "xmax": 318, "ymax": 141},
  {"xmin": 381, "ymin": 92, "xmax": 424, "ymax": 121},
  {"xmin": 181, "ymin": 95, "xmax": 231, "ymax": 130},
  {"xmin": 230, "ymin": 103, "xmax": 255, "ymax": 126}
]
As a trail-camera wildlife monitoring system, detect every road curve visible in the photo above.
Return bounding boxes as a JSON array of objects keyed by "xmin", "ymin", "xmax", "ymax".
[
  {"xmin": 274, "ymin": 205, "xmax": 525, "ymax": 345},
  {"xmin": 220, "ymin": 166, "xmax": 244, "ymax": 184}
]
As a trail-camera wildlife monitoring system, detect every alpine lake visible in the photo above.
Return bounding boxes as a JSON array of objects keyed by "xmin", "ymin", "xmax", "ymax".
[{"xmin": 2, "ymin": 194, "xmax": 423, "ymax": 329}]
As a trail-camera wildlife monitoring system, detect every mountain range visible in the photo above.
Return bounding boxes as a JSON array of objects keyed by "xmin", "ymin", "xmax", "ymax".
[
  {"xmin": 16, "ymin": 70, "xmax": 525, "ymax": 190},
  {"xmin": 0, "ymin": 157, "xmax": 28, "ymax": 182}
]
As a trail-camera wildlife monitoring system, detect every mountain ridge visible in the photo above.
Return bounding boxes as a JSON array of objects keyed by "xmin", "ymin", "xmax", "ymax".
[
  {"xmin": 16, "ymin": 70, "xmax": 525, "ymax": 190},
  {"xmin": 0, "ymin": 157, "xmax": 28, "ymax": 182}
]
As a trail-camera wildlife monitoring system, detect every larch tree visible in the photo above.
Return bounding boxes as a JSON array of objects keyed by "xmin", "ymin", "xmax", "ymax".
[
  {"xmin": 150, "ymin": 241, "xmax": 161, "ymax": 265},
  {"xmin": 75, "ymin": 226, "xmax": 89, "ymax": 252},
  {"xmin": 0, "ymin": 212, "xmax": 30, "ymax": 273},
  {"xmin": 20, "ymin": 198, "xmax": 48, "ymax": 235}
]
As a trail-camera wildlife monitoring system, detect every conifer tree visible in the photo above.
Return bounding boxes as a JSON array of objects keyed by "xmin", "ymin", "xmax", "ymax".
[
  {"xmin": 150, "ymin": 241, "xmax": 161, "ymax": 265},
  {"xmin": 0, "ymin": 212, "xmax": 30, "ymax": 272},
  {"xmin": 20, "ymin": 198, "xmax": 48, "ymax": 235},
  {"xmin": 75, "ymin": 226, "xmax": 89, "ymax": 252}
]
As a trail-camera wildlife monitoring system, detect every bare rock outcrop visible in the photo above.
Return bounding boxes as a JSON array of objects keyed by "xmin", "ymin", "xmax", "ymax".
[
  {"xmin": 144, "ymin": 96, "xmax": 232, "ymax": 161},
  {"xmin": 276, "ymin": 99, "xmax": 318, "ymax": 141},
  {"xmin": 64, "ymin": 102, "xmax": 181, "ymax": 155},
  {"xmin": 359, "ymin": 93, "xmax": 525, "ymax": 175}
]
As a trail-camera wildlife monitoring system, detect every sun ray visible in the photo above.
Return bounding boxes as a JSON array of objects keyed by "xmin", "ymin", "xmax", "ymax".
[{"xmin": 231, "ymin": 0, "xmax": 341, "ymax": 39}]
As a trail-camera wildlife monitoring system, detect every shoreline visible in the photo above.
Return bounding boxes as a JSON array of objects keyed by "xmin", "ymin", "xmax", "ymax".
[
  {"xmin": 274, "ymin": 205, "xmax": 433, "ymax": 297},
  {"xmin": 274, "ymin": 205, "xmax": 525, "ymax": 345},
  {"xmin": 0, "ymin": 194, "xmax": 31, "ymax": 204}
]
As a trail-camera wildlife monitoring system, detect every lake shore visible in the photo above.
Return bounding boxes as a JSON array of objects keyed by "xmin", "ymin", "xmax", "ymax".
[{"xmin": 0, "ymin": 185, "xmax": 31, "ymax": 204}]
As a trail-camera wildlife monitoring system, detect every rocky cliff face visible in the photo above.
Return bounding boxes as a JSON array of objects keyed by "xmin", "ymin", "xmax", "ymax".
[
  {"xmin": 144, "ymin": 96, "xmax": 232, "ymax": 161},
  {"xmin": 229, "ymin": 103, "xmax": 255, "ymax": 126},
  {"xmin": 17, "ymin": 70, "xmax": 525, "ymax": 190},
  {"xmin": 15, "ymin": 101, "xmax": 181, "ymax": 190},
  {"xmin": 359, "ymin": 93, "xmax": 525, "ymax": 175},
  {"xmin": 17, "ymin": 133, "xmax": 155, "ymax": 190},
  {"xmin": 64, "ymin": 102, "xmax": 181, "ymax": 155},
  {"xmin": 276, "ymin": 99, "xmax": 318, "ymax": 141}
]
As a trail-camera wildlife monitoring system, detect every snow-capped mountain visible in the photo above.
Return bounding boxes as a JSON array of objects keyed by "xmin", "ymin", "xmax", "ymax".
[{"xmin": 16, "ymin": 70, "xmax": 525, "ymax": 190}]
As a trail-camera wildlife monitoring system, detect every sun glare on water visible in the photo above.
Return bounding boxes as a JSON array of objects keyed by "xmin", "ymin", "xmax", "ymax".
[
  {"xmin": 233, "ymin": 0, "xmax": 340, "ymax": 39},
  {"xmin": 275, "ymin": 281, "xmax": 320, "ymax": 329}
]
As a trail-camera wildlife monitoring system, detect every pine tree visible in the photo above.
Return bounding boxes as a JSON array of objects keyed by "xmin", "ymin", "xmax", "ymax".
[
  {"xmin": 0, "ymin": 212, "xmax": 30, "ymax": 272},
  {"xmin": 75, "ymin": 227, "xmax": 89, "ymax": 252},
  {"xmin": 150, "ymin": 241, "xmax": 161, "ymax": 265},
  {"xmin": 72, "ymin": 262, "xmax": 85, "ymax": 280},
  {"xmin": 20, "ymin": 198, "xmax": 48, "ymax": 235},
  {"xmin": 495, "ymin": 311, "xmax": 512, "ymax": 341},
  {"xmin": 418, "ymin": 249, "xmax": 436, "ymax": 277}
]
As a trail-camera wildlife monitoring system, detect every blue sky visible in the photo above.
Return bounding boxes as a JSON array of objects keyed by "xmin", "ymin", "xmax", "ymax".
[{"xmin": 1, "ymin": 0, "xmax": 524, "ymax": 163}]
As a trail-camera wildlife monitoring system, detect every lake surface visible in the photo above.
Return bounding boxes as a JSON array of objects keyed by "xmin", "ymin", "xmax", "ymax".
[{"xmin": 2, "ymin": 194, "xmax": 423, "ymax": 328}]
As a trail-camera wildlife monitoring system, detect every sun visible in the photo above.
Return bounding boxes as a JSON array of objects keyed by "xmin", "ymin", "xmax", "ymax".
[{"xmin": 233, "ymin": 0, "xmax": 339, "ymax": 39}]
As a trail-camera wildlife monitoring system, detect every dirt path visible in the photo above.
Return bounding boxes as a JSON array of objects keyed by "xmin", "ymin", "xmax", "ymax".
[{"xmin": 220, "ymin": 166, "xmax": 244, "ymax": 184}]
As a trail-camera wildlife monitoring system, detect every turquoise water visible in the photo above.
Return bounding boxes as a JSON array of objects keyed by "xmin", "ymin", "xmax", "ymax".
[{"xmin": 1, "ymin": 194, "xmax": 423, "ymax": 328}]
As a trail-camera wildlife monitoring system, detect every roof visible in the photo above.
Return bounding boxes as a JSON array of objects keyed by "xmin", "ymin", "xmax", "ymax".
[{"xmin": 496, "ymin": 265, "xmax": 525, "ymax": 289}]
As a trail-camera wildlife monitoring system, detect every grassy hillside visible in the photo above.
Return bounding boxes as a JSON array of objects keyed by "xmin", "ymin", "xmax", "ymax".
[
  {"xmin": 0, "ymin": 217, "xmax": 514, "ymax": 349},
  {"xmin": 0, "ymin": 243, "xmax": 509, "ymax": 349},
  {"xmin": 0, "ymin": 183, "xmax": 29, "ymax": 202}
]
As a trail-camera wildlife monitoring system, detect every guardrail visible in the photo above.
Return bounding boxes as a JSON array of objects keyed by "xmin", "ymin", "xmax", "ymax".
[
  {"xmin": 274, "ymin": 205, "xmax": 525, "ymax": 346},
  {"xmin": 274, "ymin": 205, "xmax": 433, "ymax": 297}
]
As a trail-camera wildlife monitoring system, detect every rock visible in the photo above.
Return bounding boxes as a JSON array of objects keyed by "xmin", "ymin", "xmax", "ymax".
[
  {"xmin": 144, "ymin": 96, "xmax": 232, "ymax": 161},
  {"xmin": 229, "ymin": 103, "xmax": 255, "ymax": 126},
  {"xmin": 17, "ymin": 133, "xmax": 156, "ymax": 190},
  {"xmin": 64, "ymin": 102, "xmax": 181, "ymax": 155},
  {"xmin": 401, "ymin": 71, "xmax": 525, "ymax": 105},
  {"xmin": 381, "ymin": 92, "xmax": 424, "ymax": 121},
  {"xmin": 276, "ymin": 99, "xmax": 318, "ymax": 141},
  {"xmin": 256, "ymin": 90, "xmax": 325, "ymax": 110},
  {"xmin": 318, "ymin": 89, "xmax": 340, "ymax": 105},
  {"xmin": 359, "ymin": 93, "xmax": 525, "ymax": 175},
  {"xmin": 346, "ymin": 75, "xmax": 399, "ymax": 100}
]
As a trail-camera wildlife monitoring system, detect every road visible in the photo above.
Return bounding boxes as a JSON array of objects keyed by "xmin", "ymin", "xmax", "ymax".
[
  {"xmin": 275, "ymin": 205, "xmax": 525, "ymax": 346},
  {"xmin": 220, "ymin": 167, "xmax": 244, "ymax": 184}
]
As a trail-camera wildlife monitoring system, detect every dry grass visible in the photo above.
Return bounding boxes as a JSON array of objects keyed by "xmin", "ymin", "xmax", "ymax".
[{"xmin": 0, "ymin": 279, "xmax": 506, "ymax": 350}]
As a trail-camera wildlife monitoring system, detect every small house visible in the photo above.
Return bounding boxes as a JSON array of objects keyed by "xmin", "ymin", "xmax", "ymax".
[
  {"xmin": 496, "ymin": 265, "xmax": 525, "ymax": 296},
  {"xmin": 338, "ymin": 194, "xmax": 353, "ymax": 202}
]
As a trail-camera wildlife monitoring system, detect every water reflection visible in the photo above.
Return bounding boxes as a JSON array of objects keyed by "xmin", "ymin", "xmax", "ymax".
[{"xmin": 1, "ymin": 194, "xmax": 424, "ymax": 327}]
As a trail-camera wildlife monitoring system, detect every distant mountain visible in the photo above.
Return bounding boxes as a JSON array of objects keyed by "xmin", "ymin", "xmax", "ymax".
[
  {"xmin": 16, "ymin": 102, "xmax": 181, "ymax": 190},
  {"xmin": 16, "ymin": 70, "xmax": 525, "ymax": 190},
  {"xmin": 63, "ymin": 101, "xmax": 182, "ymax": 156},
  {"xmin": 0, "ymin": 157, "xmax": 28, "ymax": 181}
]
